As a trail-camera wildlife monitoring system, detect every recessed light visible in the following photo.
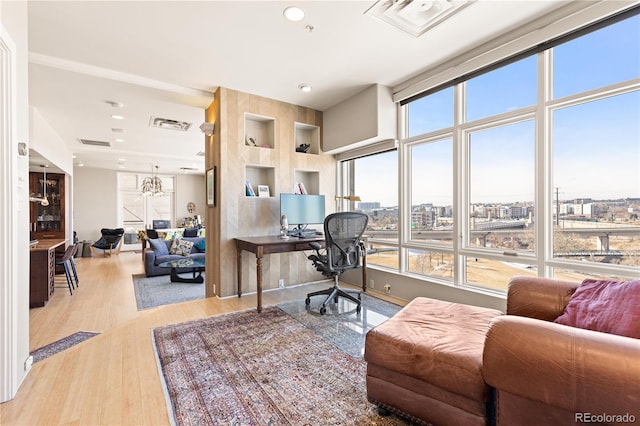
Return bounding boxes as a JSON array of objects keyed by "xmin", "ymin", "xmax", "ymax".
[
  {"xmin": 283, "ymin": 6, "xmax": 304, "ymax": 22},
  {"xmin": 77, "ymin": 162, "xmax": 84, "ymax": 167},
  {"xmin": 114, "ymin": 138, "xmax": 125, "ymax": 143},
  {"xmin": 298, "ymin": 83, "xmax": 312, "ymax": 92},
  {"xmin": 118, "ymin": 158, "xmax": 125, "ymax": 162},
  {"xmin": 111, "ymin": 114, "xmax": 124, "ymax": 120}
]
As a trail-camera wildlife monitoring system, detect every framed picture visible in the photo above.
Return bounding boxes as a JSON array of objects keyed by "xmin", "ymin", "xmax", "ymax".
[
  {"xmin": 206, "ymin": 167, "xmax": 216, "ymax": 207},
  {"xmin": 257, "ymin": 185, "xmax": 270, "ymax": 198}
]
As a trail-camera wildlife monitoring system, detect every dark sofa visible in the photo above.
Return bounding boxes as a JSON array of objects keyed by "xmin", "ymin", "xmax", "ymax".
[{"xmin": 144, "ymin": 237, "xmax": 205, "ymax": 277}]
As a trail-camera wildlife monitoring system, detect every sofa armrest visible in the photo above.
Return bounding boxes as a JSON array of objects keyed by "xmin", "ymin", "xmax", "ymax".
[
  {"xmin": 507, "ymin": 276, "xmax": 578, "ymax": 321},
  {"xmin": 484, "ymin": 316, "xmax": 640, "ymax": 418},
  {"xmin": 144, "ymin": 248, "xmax": 157, "ymax": 272}
]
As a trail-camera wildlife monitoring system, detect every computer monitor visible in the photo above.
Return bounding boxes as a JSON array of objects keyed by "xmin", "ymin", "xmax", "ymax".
[
  {"xmin": 280, "ymin": 194, "xmax": 325, "ymax": 237},
  {"xmin": 152, "ymin": 219, "xmax": 171, "ymax": 229}
]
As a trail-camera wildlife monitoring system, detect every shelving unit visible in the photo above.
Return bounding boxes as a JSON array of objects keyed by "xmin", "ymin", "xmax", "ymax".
[
  {"xmin": 293, "ymin": 169, "xmax": 320, "ymax": 195},
  {"xmin": 245, "ymin": 113, "xmax": 276, "ymax": 149},
  {"xmin": 245, "ymin": 165, "xmax": 275, "ymax": 197},
  {"xmin": 29, "ymin": 171, "xmax": 65, "ymax": 240},
  {"xmin": 294, "ymin": 122, "xmax": 320, "ymax": 155}
]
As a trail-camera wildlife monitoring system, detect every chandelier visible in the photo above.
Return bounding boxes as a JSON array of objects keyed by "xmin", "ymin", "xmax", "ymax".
[{"xmin": 141, "ymin": 165, "xmax": 164, "ymax": 197}]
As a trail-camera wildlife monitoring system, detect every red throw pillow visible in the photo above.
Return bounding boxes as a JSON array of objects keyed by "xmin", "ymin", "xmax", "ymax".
[{"xmin": 554, "ymin": 279, "xmax": 640, "ymax": 339}]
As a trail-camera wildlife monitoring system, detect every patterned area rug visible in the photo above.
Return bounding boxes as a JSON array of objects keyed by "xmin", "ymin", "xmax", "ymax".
[
  {"xmin": 153, "ymin": 306, "xmax": 410, "ymax": 425},
  {"xmin": 30, "ymin": 331, "xmax": 100, "ymax": 363},
  {"xmin": 132, "ymin": 273, "xmax": 205, "ymax": 310}
]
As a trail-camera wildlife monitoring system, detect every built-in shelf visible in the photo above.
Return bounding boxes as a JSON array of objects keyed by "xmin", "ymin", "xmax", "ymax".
[
  {"xmin": 293, "ymin": 169, "xmax": 320, "ymax": 195},
  {"xmin": 294, "ymin": 122, "xmax": 320, "ymax": 155},
  {"xmin": 245, "ymin": 113, "xmax": 276, "ymax": 149},
  {"xmin": 245, "ymin": 165, "xmax": 276, "ymax": 197}
]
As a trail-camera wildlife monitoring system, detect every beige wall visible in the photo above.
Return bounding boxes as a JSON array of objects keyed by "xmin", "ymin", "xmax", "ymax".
[{"xmin": 207, "ymin": 88, "xmax": 336, "ymax": 298}]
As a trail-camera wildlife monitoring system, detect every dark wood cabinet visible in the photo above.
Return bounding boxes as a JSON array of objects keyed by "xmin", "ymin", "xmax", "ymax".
[
  {"xmin": 30, "ymin": 239, "xmax": 66, "ymax": 308},
  {"xmin": 30, "ymin": 172, "xmax": 65, "ymax": 240}
]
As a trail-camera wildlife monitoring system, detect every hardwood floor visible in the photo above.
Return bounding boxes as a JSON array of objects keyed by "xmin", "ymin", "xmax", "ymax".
[{"xmin": 2, "ymin": 251, "xmax": 401, "ymax": 425}]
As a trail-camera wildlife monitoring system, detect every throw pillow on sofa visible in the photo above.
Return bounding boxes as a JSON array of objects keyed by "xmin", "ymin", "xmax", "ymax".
[
  {"xmin": 148, "ymin": 238, "xmax": 169, "ymax": 256},
  {"xmin": 194, "ymin": 239, "xmax": 205, "ymax": 252},
  {"xmin": 170, "ymin": 238, "xmax": 194, "ymax": 256},
  {"xmin": 554, "ymin": 279, "xmax": 640, "ymax": 338}
]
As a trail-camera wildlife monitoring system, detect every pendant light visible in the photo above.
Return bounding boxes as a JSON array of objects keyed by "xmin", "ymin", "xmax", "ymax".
[{"xmin": 40, "ymin": 165, "xmax": 50, "ymax": 206}]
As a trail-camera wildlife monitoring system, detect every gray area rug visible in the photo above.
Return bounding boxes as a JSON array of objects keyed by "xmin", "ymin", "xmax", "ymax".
[
  {"xmin": 132, "ymin": 273, "xmax": 205, "ymax": 310},
  {"xmin": 277, "ymin": 292, "xmax": 403, "ymax": 358},
  {"xmin": 30, "ymin": 331, "xmax": 100, "ymax": 363}
]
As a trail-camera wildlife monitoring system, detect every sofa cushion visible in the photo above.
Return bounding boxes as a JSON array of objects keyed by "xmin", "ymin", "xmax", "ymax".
[
  {"xmin": 194, "ymin": 238, "xmax": 206, "ymax": 253},
  {"xmin": 169, "ymin": 238, "xmax": 194, "ymax": 256},
  {"xmin": 148, "ymin": 238, "xmax": 169, "ymax": 256},
  {"xmin": 554, "ymin": 279, "xmax": 640, "ymax": 339}
]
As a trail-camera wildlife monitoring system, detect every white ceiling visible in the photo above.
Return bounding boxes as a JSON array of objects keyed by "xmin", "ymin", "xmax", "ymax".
[{"xmin": 27, "ymin": 0, "xmax": 570, "ymax": 175}]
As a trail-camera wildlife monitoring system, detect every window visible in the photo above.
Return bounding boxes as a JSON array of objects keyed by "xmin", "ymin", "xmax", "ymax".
[
  {"xmin": 466, "ymin": 120, "xmax": 535, "ymax": 253},
  {"xmin": 341, "ymin": 150, "xmax": 398, "ymax": 269},
  {"xmin": 409, "ymin": 138, "xmax": 453, "ymax": 245},
  {"xmin": 553, "ymin": 15, "xmax": 640, "ymax": 99},
  {"xmin": 466, "ymin": 56, "xmax": 537, "ymax": 122},
  {"xmin": 552, "ymin": 91, "xmax": 640, "ymax": 267},
  {"xmin": 407, "ymin": 87, "xmax": 454, "ymax": 136},
  {"xmin": 373, "ymin": 13, "xmax": 640, "ymax": 292},
  {"xmin": 118, "ymin": 173, "xmax": 175, "ymax": 238}
]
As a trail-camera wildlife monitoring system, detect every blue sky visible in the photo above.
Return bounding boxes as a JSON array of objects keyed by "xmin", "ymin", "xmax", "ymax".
[{"xmin": 355, "ymin": 14, "xmax": 640, "ymax": 207}]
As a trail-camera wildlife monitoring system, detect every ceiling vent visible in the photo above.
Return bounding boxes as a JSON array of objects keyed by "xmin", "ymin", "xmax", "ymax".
[
  {"xmin": 196, "ymin": 151, "xmax": 205, "ymax": 157},
  {"xmin": 149, "ymin": 116, "xmax": 192, "ymax": 131},
  {"xmin": 365, "ymin": 0, "xmax": 474, "ymax": 37},
  {"xmin": 180, "ymin": 166, "xmax": 199, "ymax": 172},
  {"xmin": 79, "ymin": 138, "xmax": 111, "ymax": 147}
]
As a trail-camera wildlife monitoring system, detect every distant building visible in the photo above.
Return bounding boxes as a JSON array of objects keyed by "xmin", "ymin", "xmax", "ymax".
[{"xmin": 357, "ymin": 201, "xmax": 381, "ymax": 212}]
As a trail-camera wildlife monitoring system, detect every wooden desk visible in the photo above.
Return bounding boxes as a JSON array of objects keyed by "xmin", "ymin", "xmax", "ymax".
[
  {"xmin": 30, "ymin": 238, "xmax": 66, "ymax": 308},
  {"xmin": 235, "ymin": 235, "xmax": 367, "ymax": 312}
]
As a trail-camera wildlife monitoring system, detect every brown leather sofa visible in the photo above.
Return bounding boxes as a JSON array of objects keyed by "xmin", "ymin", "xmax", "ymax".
[{"xmin": 484, "ymin": 276, "xmax": 640, "ymax": 426}]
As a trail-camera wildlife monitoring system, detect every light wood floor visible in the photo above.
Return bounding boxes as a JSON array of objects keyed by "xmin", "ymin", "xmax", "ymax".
[{"xmin": 1, "ymin": 251, "xmax": 402, "ymax": 425}]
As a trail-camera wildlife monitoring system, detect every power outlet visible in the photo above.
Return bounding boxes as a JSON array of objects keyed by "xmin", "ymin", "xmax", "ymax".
[
  {"xmin": 383, "ymin": 284, "xmax": 391, "ymax": 294},
  {"xmin": 369, "ymin": 279, "xmax": 375, "ymax": 289},
  {"xmin": 278, "ymin": 279, "xmax": 285, "ymax": 289}
]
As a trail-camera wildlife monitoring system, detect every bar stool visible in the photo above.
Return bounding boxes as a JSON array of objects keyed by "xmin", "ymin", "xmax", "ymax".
[{"xmin": 55, "ymin": 243, "xmax": 78, "ymax": 295}]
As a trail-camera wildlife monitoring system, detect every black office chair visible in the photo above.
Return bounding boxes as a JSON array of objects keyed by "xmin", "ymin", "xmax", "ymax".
[{"xmin": 305, "ymin": 212, "xmax": 369, "ymax": 315}]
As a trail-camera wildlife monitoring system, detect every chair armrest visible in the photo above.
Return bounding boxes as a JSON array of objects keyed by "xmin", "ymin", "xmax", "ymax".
[
  {"xmin": 309, "ymin": 241, "xmax": 322, "ymax": 251},
  {"xmin": 483, "ymin": 316, "xmax": 640, "ymax": 417},
  {"xmin": 507, "ymin": 276, "xmax": 579, "ymax": 321}
]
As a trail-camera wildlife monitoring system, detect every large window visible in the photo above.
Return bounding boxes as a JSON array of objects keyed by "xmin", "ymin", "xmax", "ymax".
[
  {"xmin": 466, "ymin": 120, "xmax": 535, "ymax": 253},
  {"xmin": 346, "ymin": 12, "xmax": 639, "ymax": 292},
  {"xmin": 341, "ymin": 150, "xmax": 398, "ymax": 269}
]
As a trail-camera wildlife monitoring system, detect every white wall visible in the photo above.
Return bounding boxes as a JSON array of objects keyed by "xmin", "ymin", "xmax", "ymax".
[
  {"xmin": 29, "ymin": 107, "xmax": 73, "ymax": 175},
  {"xmin": 0, "ymin": 0, "xmax": 31, "ymax": 402},
  {"xmin": 73, "ymin": 167, "xmax": 118, "ymax": 242},
  {"xmin": 175, "ymin": 173, "xmax": 206, "ymax": 224}
]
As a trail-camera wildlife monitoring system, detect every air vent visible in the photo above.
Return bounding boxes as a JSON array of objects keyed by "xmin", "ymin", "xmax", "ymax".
[
  {"xmin": 150, "ymin": 116, "xmax": 192, "ymax": 131},
  {"xmin": 365, "ymin": 0, "xmax": 473, "ymax": 37},
  {"xmin": 79, "ymin": 138, "xmax": 111, "ymax": 147},
  {"xmin": 196, "ymin": 151, "xmax": 205, "ymax": 157}
]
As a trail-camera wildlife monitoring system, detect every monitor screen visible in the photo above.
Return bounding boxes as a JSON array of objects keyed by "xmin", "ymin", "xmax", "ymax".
[
  {"xmin": 280, "ymin": 194, "xmax": 325, "ymax": 226},
  {"xmin": 152, "ymin": 219, "xmax": 171, "ymax": 229}
]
